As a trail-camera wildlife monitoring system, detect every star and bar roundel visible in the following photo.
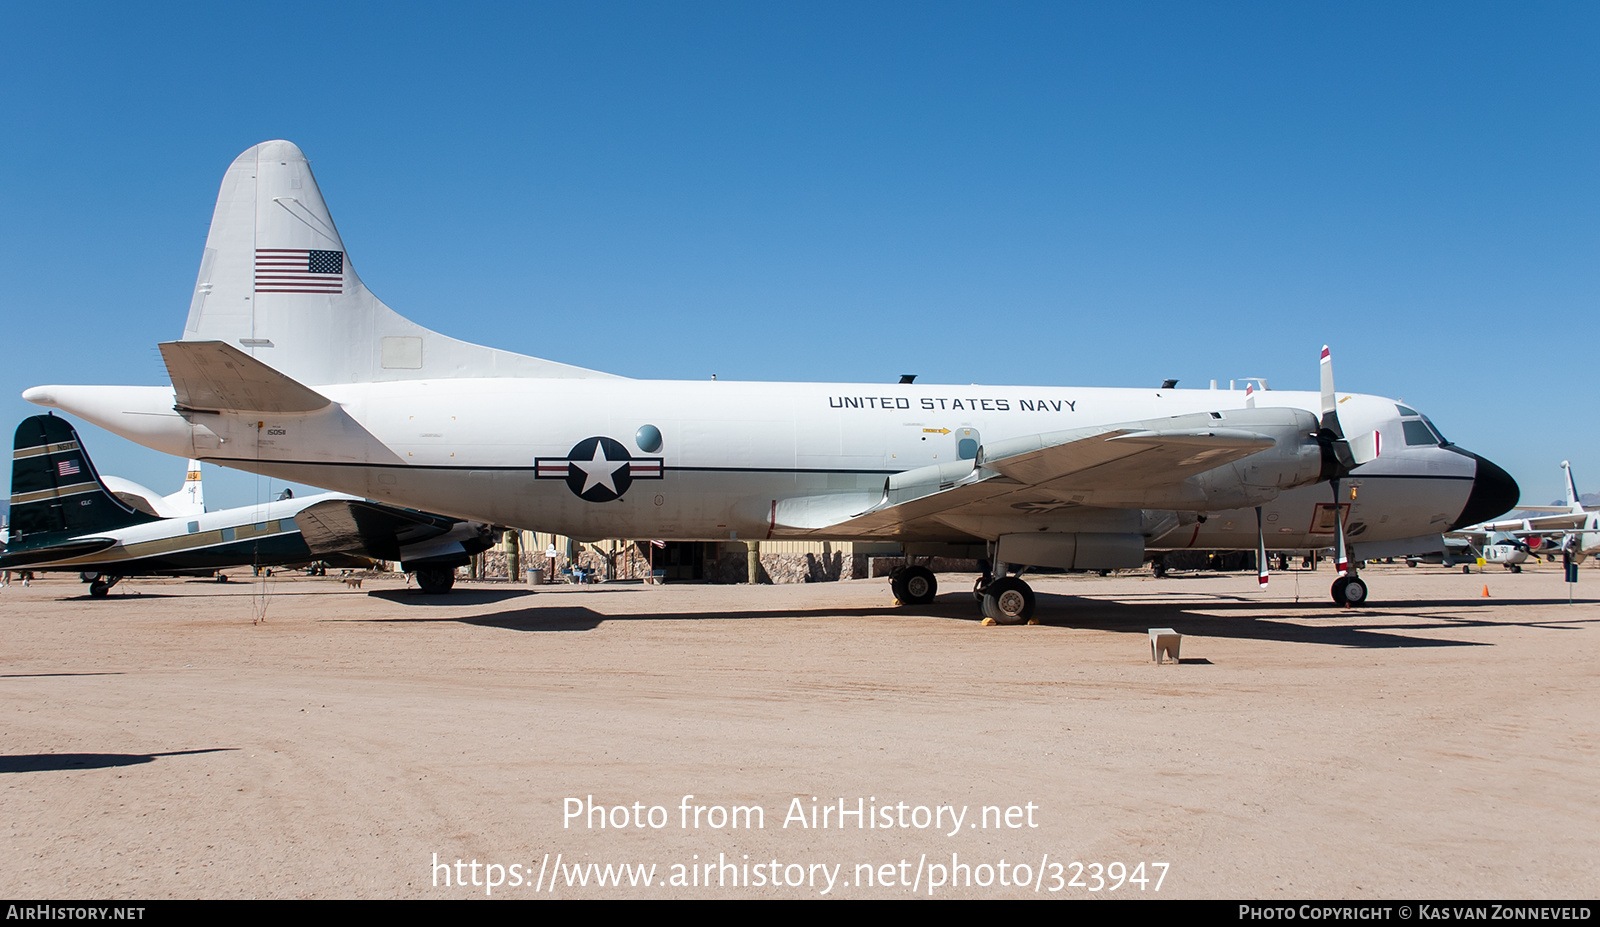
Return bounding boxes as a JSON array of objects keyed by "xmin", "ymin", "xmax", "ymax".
[{"xmin": 534, "ymin": 437, "xmax": 663, "ymax": 503}]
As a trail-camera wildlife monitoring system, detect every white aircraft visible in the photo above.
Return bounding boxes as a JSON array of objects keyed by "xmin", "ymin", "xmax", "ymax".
[
  {"xmin": 1447, "ymin": 461, "xmax": 1599, "ymax": 572},
  {"xmin": 101, "ymin": 459, "xmax": 205, "ymax": 518},
  {"xmin": 1, "ymin": 413, "xmax": 491, "ymax": 596},
  {"xmin": 22, "ymin": 140, "xmax": 1521, "ymax": 620}
]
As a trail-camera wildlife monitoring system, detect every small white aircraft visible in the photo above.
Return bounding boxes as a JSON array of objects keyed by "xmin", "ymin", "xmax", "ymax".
[
  {"xmin": 1447, "ymin": 461, "xmax": 1599, "ymax": 573},
  {"xmin": 1, "ymin": 413, "xmax": 491, "ymax": 596},
  {"xmin": 100, "ymin": 459, "xmax": 205, "ymax": 518},
  {"xmin": 23, "ymin": 141, "xmax": 1521, "ymax": 619}
]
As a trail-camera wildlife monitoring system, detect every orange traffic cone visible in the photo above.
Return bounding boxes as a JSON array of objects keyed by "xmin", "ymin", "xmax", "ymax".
[{"xmin": 1482, "ymin": 584, "xmax": 1490, "ymax": 597}]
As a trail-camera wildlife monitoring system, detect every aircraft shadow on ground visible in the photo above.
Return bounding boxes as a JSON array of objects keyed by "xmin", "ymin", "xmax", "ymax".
[
  {"xmin": 365, "ymin": 588, "xmax": 547, "ymax": 606},
  {"xmin": 0, "ymin": 748, "xmax": 236, "ymax": 774},
  {"xmin": 353, "ymin": 588, "xmax": 1597, "ymax": 648},
  {"xmin": 0, "ymin": 672, "xmax": 126, "ymax": 679}
]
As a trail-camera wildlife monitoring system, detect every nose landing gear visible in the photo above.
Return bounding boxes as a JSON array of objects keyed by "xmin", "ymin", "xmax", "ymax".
[{"xmin": 1330, "ymin": 572, "xmax": 1368, "ymax": 606}]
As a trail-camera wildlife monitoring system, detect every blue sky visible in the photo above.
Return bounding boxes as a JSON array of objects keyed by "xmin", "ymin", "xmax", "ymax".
[{"xmin": 2, "ymin": 2, "xmax": 1595, "ymax": 511}]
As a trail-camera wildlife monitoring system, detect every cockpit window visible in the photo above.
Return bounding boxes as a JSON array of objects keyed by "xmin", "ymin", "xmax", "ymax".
[
  {"xmin": 1402, "ymin": 420, "xmax": 1438, "ymax": 447},
  {"xmin": 1396, "ymin": 405, "xmax": 1448, "ymax": 447}
]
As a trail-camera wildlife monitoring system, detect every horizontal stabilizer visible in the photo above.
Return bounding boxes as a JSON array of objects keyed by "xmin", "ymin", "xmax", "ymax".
[
  {"xmin": 0, "ymin": 537, "xmax": 118, "ymax": 568},
  {"xmin": 160, "ymin": 341, "xmax": 331, "ymax": 414}
]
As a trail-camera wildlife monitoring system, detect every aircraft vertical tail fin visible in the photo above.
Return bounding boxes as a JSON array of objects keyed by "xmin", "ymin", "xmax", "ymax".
[
  {"xmin": 178, "ymin": 461, "xmax": 204, "ymax": 514},
  {"xmin": 181, "ymin": 140, "xmax": 622, "ymax": 387},
  {"xmin": 1562, "ymin": 460, "xmax": 1580, "ymax": 511},
  {"xmin": 7, "ymin": 415, "xmax": 158, "ymax": 553},
  {"xmin": 151, "ymin": 461, "xmax": 206, "ymax": 517}
]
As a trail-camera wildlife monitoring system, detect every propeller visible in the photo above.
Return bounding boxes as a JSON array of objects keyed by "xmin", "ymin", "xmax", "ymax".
[
  {"xmin": 1256, "ymin": 505, "xmax": 1269, "ymax": 586},
  {"xmin": 1316, "ymin": 346, "xmax": 1381, "ymax": 576},
  {"xmin": 1316, "ymin": 346, "xmax": 1382, "ymax": 480}
]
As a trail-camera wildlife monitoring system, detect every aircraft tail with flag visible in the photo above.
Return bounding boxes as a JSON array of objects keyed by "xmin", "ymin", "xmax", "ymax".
[
  {"xmin": 4, "ymin": 415, "xmax": 158, "ymax": 565},
  {"xmin": 177, "ymin": 139, "xmax": 620, "ymax": 389}
]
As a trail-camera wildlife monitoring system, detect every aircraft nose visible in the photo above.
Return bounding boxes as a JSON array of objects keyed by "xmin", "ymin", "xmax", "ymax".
[{"xmin": 1450, "ymin": 452, "xmax": 1520, "ymax": 530}]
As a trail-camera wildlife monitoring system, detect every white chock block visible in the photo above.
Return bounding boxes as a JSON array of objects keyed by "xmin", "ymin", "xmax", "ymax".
[{"xmin": 1149, "ymin": 628, "xmax": 1181, "ymax": 664}]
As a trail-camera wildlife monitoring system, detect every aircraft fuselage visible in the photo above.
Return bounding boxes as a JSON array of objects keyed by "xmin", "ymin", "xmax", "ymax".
[{"xmin": 29, "ymin": 378, "xmax": 1483, "ymax": 554}]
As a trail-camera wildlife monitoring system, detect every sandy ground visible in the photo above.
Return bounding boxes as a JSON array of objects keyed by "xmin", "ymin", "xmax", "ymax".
[{"xmin": 1, "ymin": 563, "xmax": 1596, "ymax": 899}]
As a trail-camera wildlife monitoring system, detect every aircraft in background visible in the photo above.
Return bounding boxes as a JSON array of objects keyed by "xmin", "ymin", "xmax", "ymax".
[
  {"xmin": 1444, "ymin": 461, "xmax": 1599, "ymax": 574},
  {"xmin": 23, "ymin": 141, "xmax": 1520, "ymax": 620},
  {"xmin": 101, "ymin": 458, "xmax": 205, "ymax": 518},
  {"xmin": 1, "ymin": 414, "xmax": 491, "ymax": 596}
]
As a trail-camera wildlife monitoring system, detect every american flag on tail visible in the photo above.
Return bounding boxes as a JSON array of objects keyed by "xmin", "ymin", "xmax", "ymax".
[{"xmin": 255, "ymin": 249, "xmax": 345, "ymax": 293}]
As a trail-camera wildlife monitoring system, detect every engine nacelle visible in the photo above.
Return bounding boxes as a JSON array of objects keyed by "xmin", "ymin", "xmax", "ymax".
[
  {"xmin": 995, "ymin": 532, "xmax": 1145, "ymax": 571},
  {"xmin": 1185, "ymin": 408, "xmax": 1326, "ymax": 510}
]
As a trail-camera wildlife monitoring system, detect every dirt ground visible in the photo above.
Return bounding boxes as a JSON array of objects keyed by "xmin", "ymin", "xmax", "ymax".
[{"xmin": 2, "ymin": 563, "xmax": 1595, "ymax": 899}]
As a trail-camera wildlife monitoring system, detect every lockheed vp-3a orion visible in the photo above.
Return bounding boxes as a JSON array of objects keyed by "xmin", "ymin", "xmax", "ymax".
[{"xmin": 23, "ymin": 141, "xmax": 1519, "ymax": 621}]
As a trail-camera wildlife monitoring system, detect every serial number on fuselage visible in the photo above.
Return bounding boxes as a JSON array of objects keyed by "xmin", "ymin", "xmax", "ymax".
[{"xmin": 826, "ymin": 397, "xmax": 1077, "ymax": 412}]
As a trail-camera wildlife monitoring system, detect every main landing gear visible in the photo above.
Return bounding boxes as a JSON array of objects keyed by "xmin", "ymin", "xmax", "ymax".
[
  {"xmin": 888, "ymin": 564, "xmax": 937, "ymax": 606},
  {"xmin": 415, "ymin": 567, "xmax": 456, "ymax": 595},
  {"xmin": 974, "ymin": 560, "xmax": 1036, "ymax": 625}
]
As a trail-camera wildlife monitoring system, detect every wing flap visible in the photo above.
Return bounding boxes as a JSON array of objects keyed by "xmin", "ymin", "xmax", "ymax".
[{"xmin": 294, "ymin": 499, "xmax": 460, "ymax": 561}]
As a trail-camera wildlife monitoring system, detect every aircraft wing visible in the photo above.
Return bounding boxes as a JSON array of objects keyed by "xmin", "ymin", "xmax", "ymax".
[
  {"xmin": 1460, "ymin": 512, "xmax": 1592, "ymax": 535},
  {"xmin": 796, "ymin": 408, "xmax": 1306, "ymax": 539},
  {"xmin": 292, "ymin": 499, "xmax": 476, "ymax": 562}
]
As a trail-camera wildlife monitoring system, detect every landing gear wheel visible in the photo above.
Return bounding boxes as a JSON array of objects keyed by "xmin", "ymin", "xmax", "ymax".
[
  {"xmin": 888, "ymin": 566, "xmax": 908, "ymax": 604},
  {"xmin": 982, "ymin": 577, "xmax": 1035, "ymax": 625},
  {"xmin": 1462, "ymin": 564, "xmax": 1471, "ymax": 574},
  {"xmin": 898, "ymin": 566, "xmax": 937, "ymax": 605},
  {"xmin": 1510, "ymin": 564, "xmax": 1522, "ymax": 574},
  {"xmin": 89, "ymin": 577, "xmax": 113, "ymax": 598},
  {"xmin": 1330, "ymin": 575, "xmax": 1368, "ymax": 606},
  {"xmin": 416, "ymin": 567, "xmax": 456, "ymax": 595}
]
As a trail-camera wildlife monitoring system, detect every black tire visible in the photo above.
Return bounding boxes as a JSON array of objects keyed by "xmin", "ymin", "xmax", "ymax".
[
  {"xmin": 89, "ymin": 579, "xmax": 111, "ymax": 598},
  {"xmin": 1331, "ymin": 575, "xmax": 1368, "ymax": 606},
  {"xmin": 982, "ymin": 577, "xmax": 1035, "ymax": 625},
  {"xmin": 900, "ymin": 566, "xmax": 937, "ymax": 605},
  {"xmin": 1462, "ymin": 564, "xmax": 1471, "ymax": 574},
  {"xmin": 416, "ymin": 567, "xmax": 456, "ymax": 594}
]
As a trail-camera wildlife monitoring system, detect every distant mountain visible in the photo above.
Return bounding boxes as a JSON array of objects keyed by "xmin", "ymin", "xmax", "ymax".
[{"xmin": 1547, "ymin": 493, "xmax": 1599, "ymax": 508}]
